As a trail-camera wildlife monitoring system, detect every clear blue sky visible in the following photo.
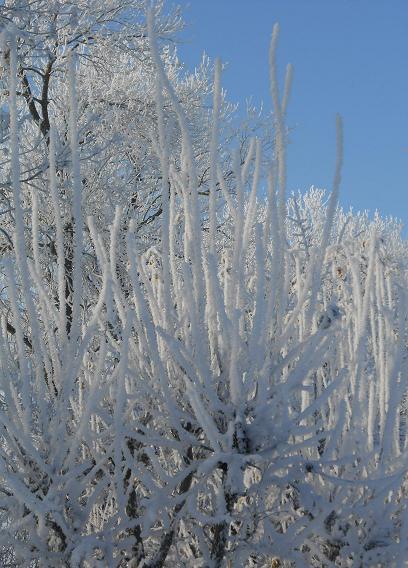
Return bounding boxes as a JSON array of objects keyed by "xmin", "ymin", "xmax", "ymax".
[{"xmin": 174, "ymin": 0, "xmax": 408, "ymax": 227}]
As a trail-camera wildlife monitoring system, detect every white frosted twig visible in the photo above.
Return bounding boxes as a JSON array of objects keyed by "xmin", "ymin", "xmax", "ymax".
[
  {"xmin": 269, "ymin": 23, "xmax": 287, "ymax": 226},
  {"xmin": 68, "ymin": 51, "xmax": 83, "ymax": 344},
  {"xmin": 306, "ymin": 115, "xmax": 343, "ymax": 329},
  {"xmin": 209, "ymin": 58, "xmax": 222, "ymax": 254},
  {"xmin": 49, "ymin": 127, "xmax": 67, "ymax": 341}
]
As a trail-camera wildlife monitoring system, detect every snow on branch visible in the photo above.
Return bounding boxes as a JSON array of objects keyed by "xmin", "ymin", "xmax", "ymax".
[{"xmin": 0, "ymin": 6, "xmax": 407, "ymax": 568}]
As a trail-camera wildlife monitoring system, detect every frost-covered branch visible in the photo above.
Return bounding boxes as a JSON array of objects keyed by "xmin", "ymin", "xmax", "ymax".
[{"xmin": 0, "ymin": 5, "xmax": 407, "ymax": 568}]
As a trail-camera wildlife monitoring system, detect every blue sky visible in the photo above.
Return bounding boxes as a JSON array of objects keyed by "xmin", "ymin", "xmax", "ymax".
[{"xmin": 175, "ymin": 0, "xmax": 408, "ymax": 227}]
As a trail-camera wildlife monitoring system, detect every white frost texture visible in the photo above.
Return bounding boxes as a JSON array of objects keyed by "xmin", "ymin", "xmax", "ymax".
[{"xmin": 0, "ymin": 2, "xmax": 407, "ymax": 567}]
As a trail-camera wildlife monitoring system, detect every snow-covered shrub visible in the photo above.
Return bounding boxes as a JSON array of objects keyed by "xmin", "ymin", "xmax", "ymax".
[{"xmin": 0, "ymin": 5, "xmax": 407, "ymax": 567}]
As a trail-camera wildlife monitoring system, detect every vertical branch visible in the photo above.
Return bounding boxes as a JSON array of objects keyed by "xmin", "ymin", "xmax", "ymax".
[
  {"xmin": 282, "ymin": 63, "xmax": 294, "ymax": 116},
  {"xmin": 49, "ymin": 127, "xmax": 67, "ymax": 342},
  {"xmin": 147, "ymin": 9, "xmax": 204, "ymax": 311},
  {"xmin": 209, "ymin": 58, "xmax": 222, "ymax": 255},
  {"xmin": 269, "ymin": 24, "xmax": 292, "ymax": 334},
  {"xmin": 150, "ymin": 38, "xmax": 172, "ymax": 331},
  {"xmin": 269, "ymin": 23, "xmax": 287, "ymax": 232},
  {"xmin": 31, "ymin": 187, "xmax": 40, "ymax": 274},
  {"xmin": 306, "ymin": 115, "xmax": 343, "ymax": 330},
  {"xmin": 68, "ymin": 51, "xmax": 83, "ymax": 343},
  {"xmin": 7, "ymin": 30, "xmax": 48, "ymax": 414}
]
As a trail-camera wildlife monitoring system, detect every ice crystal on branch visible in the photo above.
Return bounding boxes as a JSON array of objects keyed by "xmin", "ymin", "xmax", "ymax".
[{"xmin": 0, "ymin": 2, "xmax": 407, "ymax": 567}]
